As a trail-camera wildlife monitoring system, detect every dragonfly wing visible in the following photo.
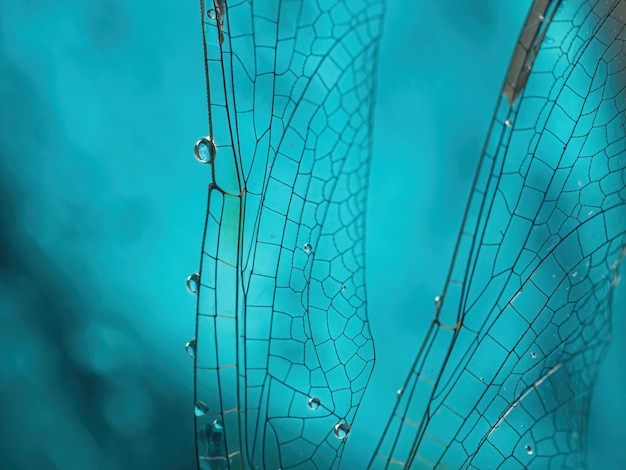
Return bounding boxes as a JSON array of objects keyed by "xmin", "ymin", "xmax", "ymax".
[
  {"xmin": 193, "ymin": 1, "xmax": 385, "ymax": 468},
  {"xmin": 369, "ymin": 0, "xmax": 626, "ymax": 468}
]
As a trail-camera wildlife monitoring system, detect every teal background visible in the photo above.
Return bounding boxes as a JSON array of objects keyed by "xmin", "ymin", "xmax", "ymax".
[{"xmin": 1, "ymin": 0, "xmax": 624, "ymax": 468}]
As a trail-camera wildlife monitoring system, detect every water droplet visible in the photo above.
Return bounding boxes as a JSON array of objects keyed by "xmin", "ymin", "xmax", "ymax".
[
  {"xmin": 434, "ymin": 295, "xmax": 442, "ymax": 309},
  {"xmin": 538, "ymin": 14, "xmax": 545, "ymax": 21},
  {"xmin": 530, "ymin": 351, "xmax": 537, "ymax": 359},
  {"xmin": 212, "ymin": 418, "xmax": 224, "ymax": 432},
  {"xmin": 340, "ymin": 284, "xmax": 347, "ymax": 293},
  {"xmin": 303, "ymin": 243, "xmax": 312, "ymax": 254},
  {"xmin": 185, "ymin": 338, "xmax": 196, "ymax": 359},
  {"xmin": 308, "ymin": 397, "xmax": 320, "ymax": 410},
  {"xmin": 333, "ymin": 422, "xmax": 350, "ymax": 439},
  {"xmin": 186, "ymin": 272, "xmax": 200, "ymax": 293},
  {"xmin": 505, "ymin": 118, "xmax": 513, "ymax": 127},
  {"xmin": 525, "ymin": 444, "xmax": 533, "ymax": 455},
  {"xmin": 194, "ymin": 401, "xmax": 209, "ymax": 416},
  {"xmin": 571, "ymin": 271, "xmax": 578, "ymax": 278},
  {"xmin": 194, "ymin": 136, "xmax": 217, "ymax": 164},
  {"xmin": 397, "ymin": 388, "xmax": 403, "ymax": 397},
  {"xmin": 207, "ymin": 9, "xmax": 216, "ymax": 19}
]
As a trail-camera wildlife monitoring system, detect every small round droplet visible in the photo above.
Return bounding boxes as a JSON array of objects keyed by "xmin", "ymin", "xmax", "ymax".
[
  {"xmin": 333, "ymin": 422, "xmax": 350, "ymax": 439},
  {"xmin": 185, "ymin": 338, "xmax": 197, "ymax": 359},
  {"xmin": 303, "ymin": 243, "xmax": 312, "ymax": 254},
  {"xmin": 434, "ymin": 295, "xmax": 442, "ymax": 309},
  {"xmin": 194, "ymin": 136, "xmax": 217, "ymax": 164},
  {"xmin": 207, "ymin": 9, "xmax": 216, "ymax": 19},
  {"xmin": 525, "ymin": 444, "xmax": 533, "ymax": 455},
  {"xmin": 308, "ymin": 397, "xmax": 320, "ymax": 410},
  {"xmin": 397, "ymin": 388, "xmax": 403, "ymax": 397},
  {"xmin": 186, "ymin": 272, "xmax": 200, "ymax": 294},
  {"xmin": 194, "ymin": 401, "xmax": 209, "ymax": 416},
  {"xmin": 340, "ymin": 284, "xmax": 347, "ymax": 293},
  {"xmin": 505, "ymin": 118, "xmax": 513, "ymax": 127},
  {"xmin": 212, "ymin": 419, "xmax": 224, "ymax": 432},
  {"xmin": 530, "ymin": 351, "xmax": 537, "ymax": 359},
  {"xmin": 538, "ymin": 14, "xmax": 545, "ymax": 21}
]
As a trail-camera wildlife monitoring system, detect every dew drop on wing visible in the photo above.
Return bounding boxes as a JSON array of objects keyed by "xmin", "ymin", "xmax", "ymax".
[
  {"xmin": 186, "ymin": 272, "xmax": 200, "ymax": 293},
  {"xmin": 185, "ymin": 338, "xmax": 196, "ymax": 359},
  {"xmin": 212, "ymin": 419, "xmax": 224, "ymax": 432},
  {"xmin": 333, "ymin": 422, "xmax": 350, "ymax": 439},
  {"xmin": 303, "ymin": 242, "xmax": 313, "ymax": 254},
  {"xmin": 194, "ymin": 136, "xmax": 217, "ymax": 164},
  {"xmin": 307, "ymin": 397, "xmax": 320, "ymax": 410},
  {"xmin": 195, "ymin": 401, "xmax": 209, "ymax": 416}
]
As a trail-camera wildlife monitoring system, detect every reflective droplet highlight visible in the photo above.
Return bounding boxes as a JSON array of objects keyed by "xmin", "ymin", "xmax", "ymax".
[
  {"xmin": 303, "ymin": 243, "xmax": 312, "ymax": 254},
  {"xmin": 530, "ymin": 351, "xmax": 537, "ymax": 359},
  {"xmin": 434, "ymin": 295, "xmax": 442, "ymax": 309},
  {"xmin": 206, "ymin": 9, "xmax": 216, "ymax": 19},
  {"xmin": 505, "ymin": 118, "xmax": 513, "ymax": 127},
  {"xmin": 308, "ymin": 397, "xmax": 320, "ymax": 410},
  {"xmin": 525, "ymin": 444, "xmax": 533, "ymax": 455},
  {"xmin": 194, "ymin": 136, "xmax": 217, "ymax": 164},
  {"xmin": 194, "ymin": 401, "xmax": 209, "ymax": 416},
  {"xmin": 340, "ymin": 284, "xmax": 347, "ymax": 293},
  {"xmin": 186, "ymin": 272, "xmax": 200, "ymax": 294},
  {"xmin": 212, "ymin": 418, "xmax": 224, "ymax": 432},
  {"xmin": 333, "ymin": 422, "xmax": 350, "ymax": 439},
  {"xmin": 185, "ymin": 338, "xmax": 196, "ymax": 359}
]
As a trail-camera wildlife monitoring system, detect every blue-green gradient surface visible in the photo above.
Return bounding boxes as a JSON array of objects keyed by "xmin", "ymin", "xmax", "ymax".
[{"xmin": 1, "ymin": 0, "xmax": 625, "ymax": 469}]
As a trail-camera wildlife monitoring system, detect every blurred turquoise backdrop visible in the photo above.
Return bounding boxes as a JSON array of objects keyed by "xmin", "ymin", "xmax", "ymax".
[{"xmin": 1, "ymin": 1, "xmax": 624, "ymax": 469}]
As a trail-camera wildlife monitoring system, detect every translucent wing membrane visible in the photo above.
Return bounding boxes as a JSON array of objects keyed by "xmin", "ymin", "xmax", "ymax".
[
  {"xmin": 192, "ymin": 0, "xmax": 384, "ymax": 468},
  {"xmin": 370, "ymin": 0, "xmax": 626, "ymax": 468}
]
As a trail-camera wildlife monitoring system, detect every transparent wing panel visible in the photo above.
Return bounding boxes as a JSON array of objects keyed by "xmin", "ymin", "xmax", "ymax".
[
  {"xmin": 370, "ymin": 0, "xmax": 626, "ymax": 468},
  {"xmin": 192, "ymin": 0, "xmax": 385, "ymax": 468}
]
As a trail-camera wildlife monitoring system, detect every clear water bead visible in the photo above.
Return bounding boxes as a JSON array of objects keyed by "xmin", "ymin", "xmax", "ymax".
[
  {"xmin": 194, "ymin": 401, "xmax": 209, "ymax": 417},
  {"xmin": 206, "ymin": 9, "xmax": 216, "ymax": 19},
  {"xmin": 303, "ymin": 243, "xmax": 312, "ymax": 254},
  {"xmin": 525, "ymin": 444, "xmax": 533, "ymax": 455},
  {"xmin": 505, "ymin": 118, "xmax": 513, "ymax": 127},
  {"xmin": 333, "ymin": 422, "xmax": 350, "ymax": 439},
  {"xmin": 434, "ymin": 295, "xmax": 442, "ymax": 309},
  {"xmin": 186, "ymin": 272, "xmax": 200, "ymax": 294},
  {"xmin": 212, "ymin": 419, "xmax": 224, "ymax": 432},
  {"xmin": 340, "ymin": 284, "xmax": 347, "ymax": 293},
  {"xmin": 194, "ymin": 136, "xmax": 217, "ymax": 164},
  {"xmin": 308, "ymin": 397, "xmax": 320, "ymax": 410},
  {"xmin": 530, "ymin": 351, "xmax": 537, "ymax": 359},
  {"xmin": 185, "ymin": 338, "xmax": 196, "ymax": 359}
]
